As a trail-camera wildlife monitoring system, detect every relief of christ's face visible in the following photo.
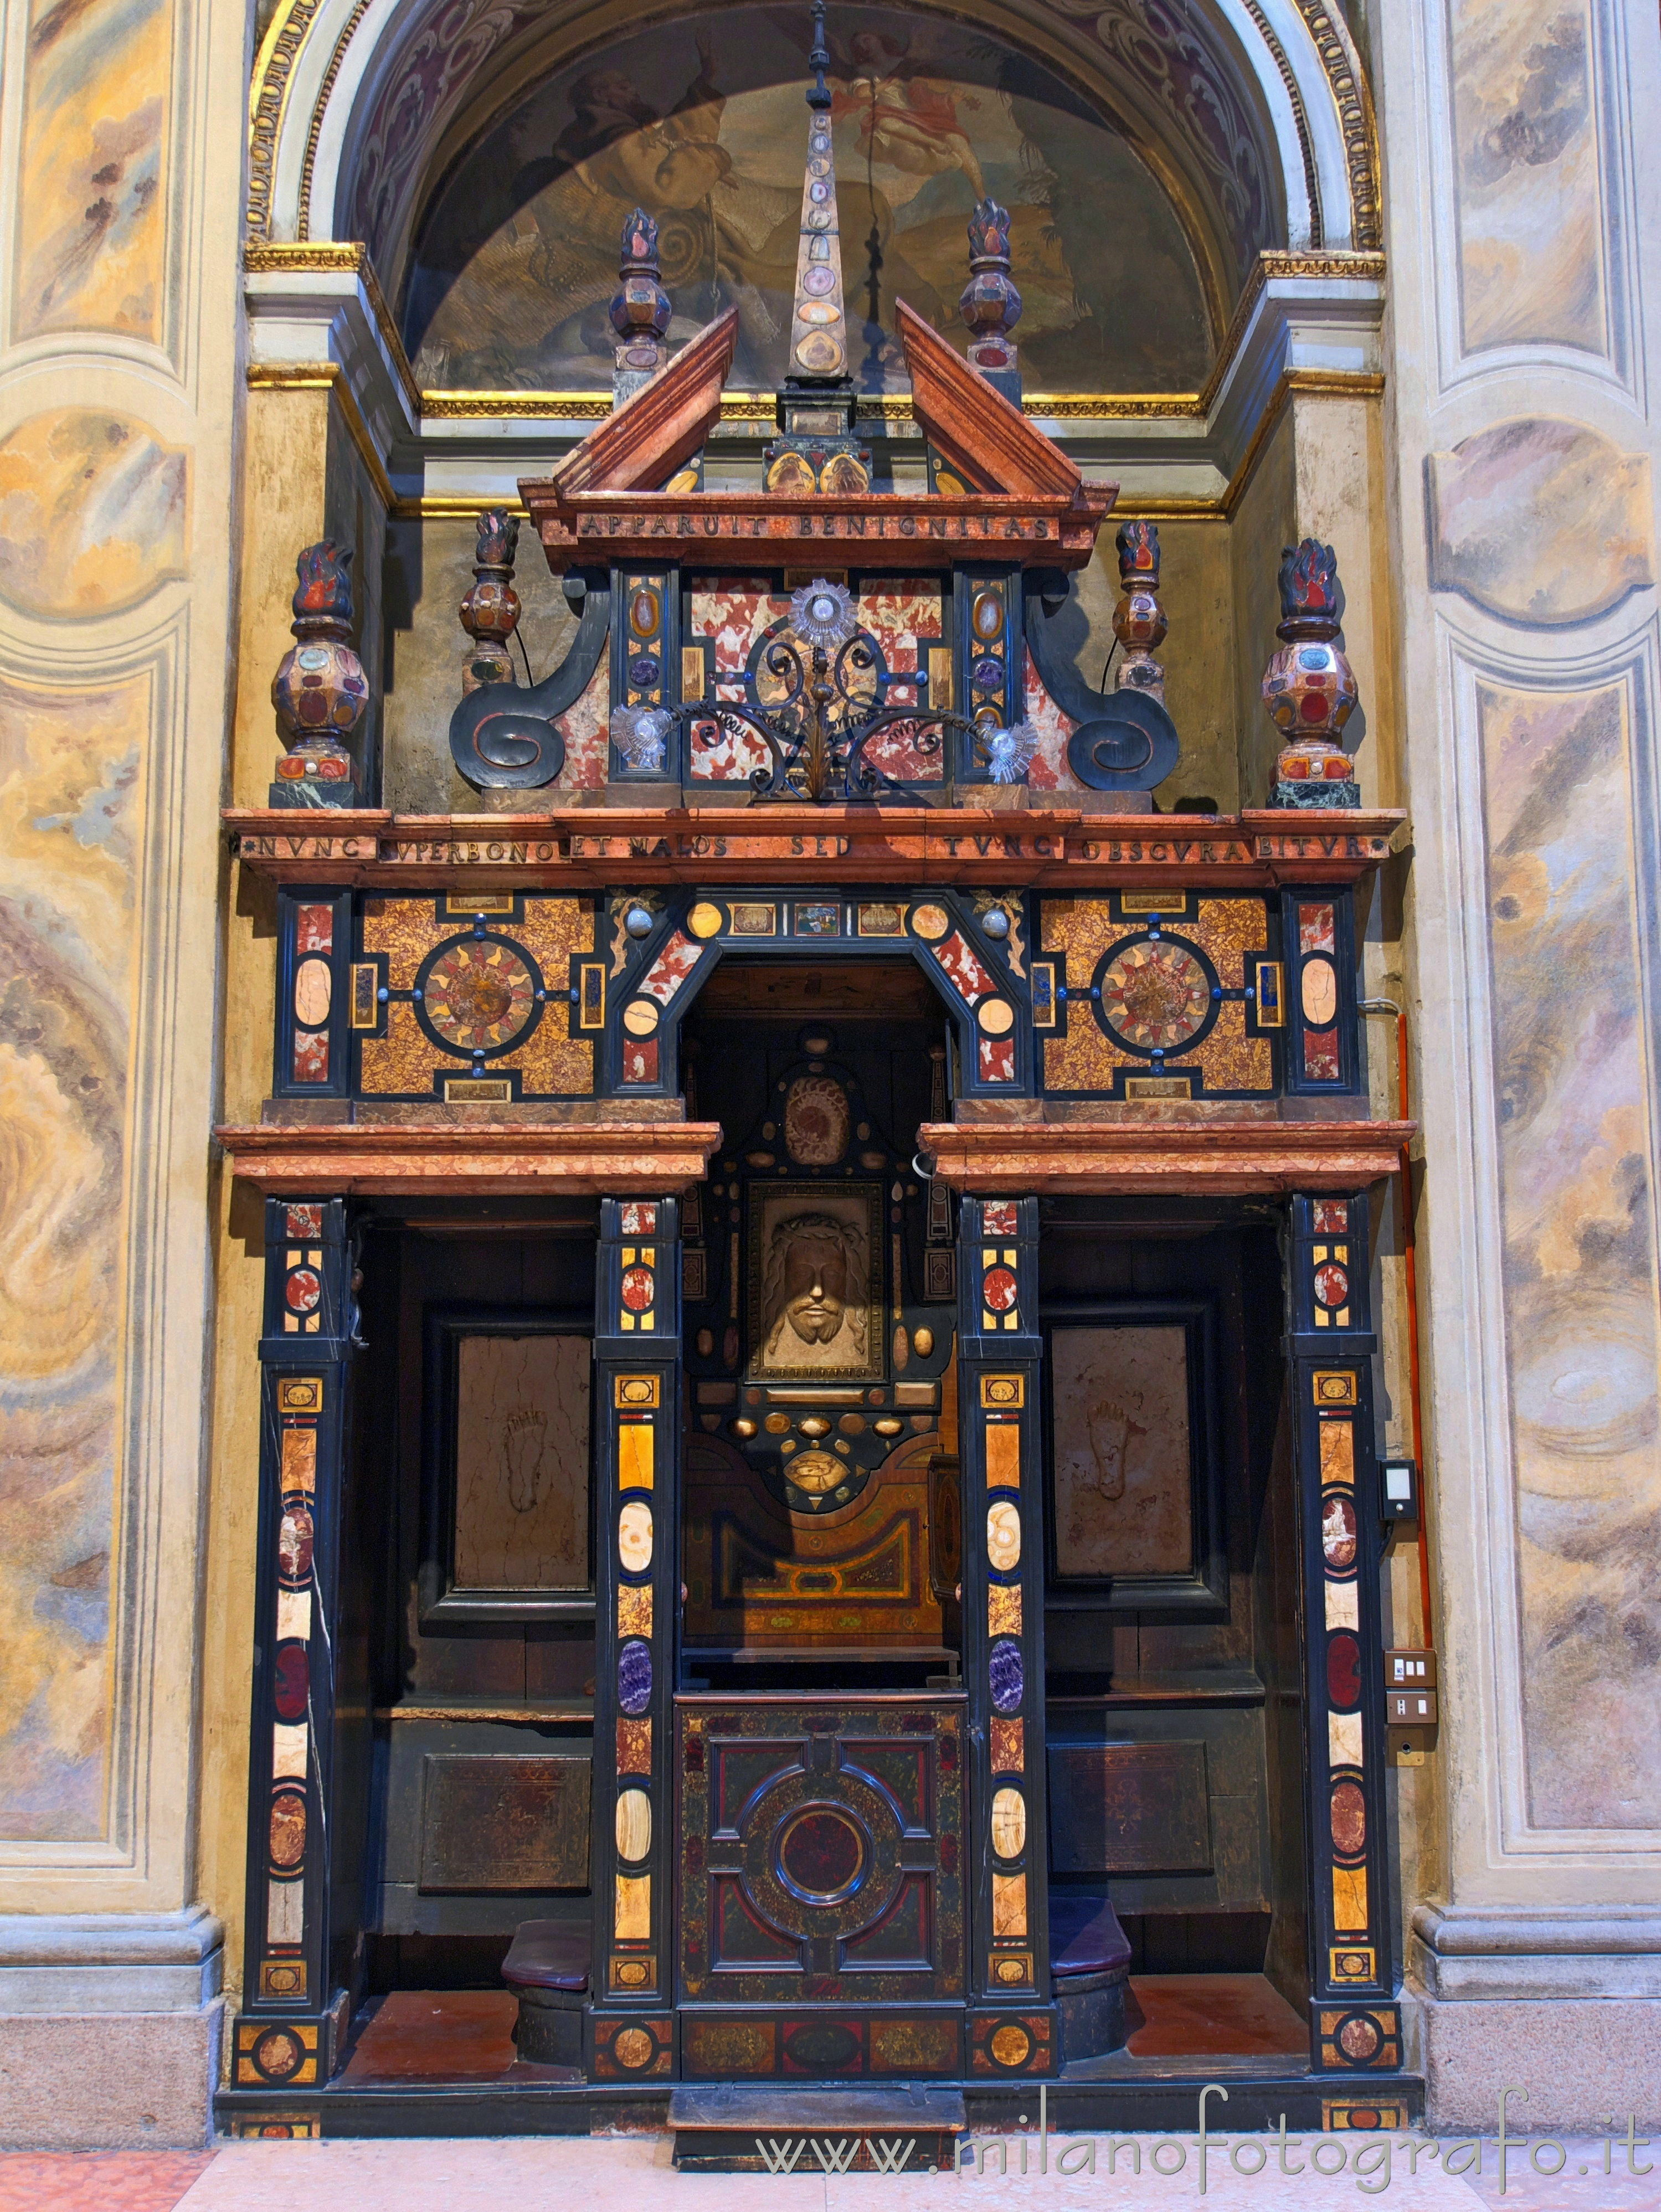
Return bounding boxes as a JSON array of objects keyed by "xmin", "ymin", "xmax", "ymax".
[
  {"xmin": 780, "ymin": 1230, "xmax": 849, "ymax": 1345},
  {"xmin": 756, "ymin": 1204, "xmax": 872, "ymax": 1377}
]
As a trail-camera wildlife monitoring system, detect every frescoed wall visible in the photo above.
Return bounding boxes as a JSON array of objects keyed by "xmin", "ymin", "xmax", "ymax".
[
  {"xmin": 0, "ymin": 0, "xmax": 244, "ymax": 2141},
  {"xmin": 1477, "ymin": 678, "xmax": 1661, "ymax": 1829},
  {"xmin": 1378, "ymin": 0, "xmax": 1661, "ymax": 2125},
  {"xmin": 403, "ymin": 6, "xmax": 1216, "ymax": 394}
]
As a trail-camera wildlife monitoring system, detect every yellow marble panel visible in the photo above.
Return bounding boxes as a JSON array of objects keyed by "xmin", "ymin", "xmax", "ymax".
[
  {"xmin": 1332, "ymin": 1864, "xmax": 1369, "ymax": 1932},
  {"xmin": 15, "ymin": 0, "xmax": 175, "ymax": 343},
  {"xmin": 362, "ymin": 897, "xmax": 444, "ymax": 990},
  {"xmin": 498, "ymin": 997, "xmax": 593, "ymax": 1096},
  {"xmin": 615, "ymin": 1873, "xmax": 651, "ymax": 1938},
  {"xmin": 512, "ymin": 896, "xmax": 595, "ymax": 971},
  {"xmin": 991, "ymin": 1871, "xmax": 1028, "ymax": 1937},
  {"xmin": 617, "ymin": 1584, "xmax": 653, "ymax": 1636},
  {"xmin": 988, "ymin": 1584, "xmax": 1022, "ymax": 1635},
  {"xmin": 618, "ymin": 1423, "xmax": 654, "ymax": 1490}
]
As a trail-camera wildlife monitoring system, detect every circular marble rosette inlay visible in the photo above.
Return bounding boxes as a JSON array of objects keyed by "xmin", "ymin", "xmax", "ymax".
[
  {"xmin": 421, "ymin": 940, "xmax": 536, "ymax": 1051},
  {"xmin": 1099, "ymin": 939, "xmax": 1211, "ymax": 1051}
]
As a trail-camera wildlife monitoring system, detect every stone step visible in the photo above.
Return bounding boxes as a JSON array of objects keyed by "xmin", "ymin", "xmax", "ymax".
[{"xmin": 670, "ymin": 2083, "xmax": 966, "ymax": 2173}]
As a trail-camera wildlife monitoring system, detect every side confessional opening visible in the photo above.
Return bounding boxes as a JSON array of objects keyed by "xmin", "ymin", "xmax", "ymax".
[{"xmin": 313, "ymin": 966, "xmax": 1316, "ymax": 2089}]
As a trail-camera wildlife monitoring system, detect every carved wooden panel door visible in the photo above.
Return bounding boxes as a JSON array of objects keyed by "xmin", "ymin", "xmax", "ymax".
[{"xmin": 677, "ymin": 1699, "xmax": 966, "ymax": 2007}]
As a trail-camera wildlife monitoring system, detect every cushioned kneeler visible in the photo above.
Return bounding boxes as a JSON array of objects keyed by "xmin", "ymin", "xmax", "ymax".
[
  {"xmin": 501, "ymin": 1920, "xmax": 590, "ymax": 2067},
  {"xmin": 1050, "ymin": 1891, "xmax": 1132, "ymax": 2062}
]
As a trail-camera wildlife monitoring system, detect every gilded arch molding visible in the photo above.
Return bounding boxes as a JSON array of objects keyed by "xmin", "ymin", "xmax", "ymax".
[{"xmin": 248, "ymin": 0, "xmax": 1381, "ymax": 338}]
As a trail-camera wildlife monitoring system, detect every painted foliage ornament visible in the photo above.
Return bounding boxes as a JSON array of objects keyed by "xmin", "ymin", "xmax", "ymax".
[
  {"xmin": 1263, "ymin": 539, "xmax": 1361, "ymax": 808},
  {"xmin": 790, "ymin": 577, "xmax": 857, "ymax": 651}
]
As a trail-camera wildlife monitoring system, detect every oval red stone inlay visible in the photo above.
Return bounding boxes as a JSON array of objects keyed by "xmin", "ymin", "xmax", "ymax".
[
  {"xmin": 1330, "ymin": 1778, "xmax": 1367, "ymax": 1858},
  {"xmin": 1327, "ymin": 1632, "xmax": 1362, "ymax": 1711},
  {"xmin": 1314, "ymin": 1262, "xmax": 1349, "ymax": 1308}
]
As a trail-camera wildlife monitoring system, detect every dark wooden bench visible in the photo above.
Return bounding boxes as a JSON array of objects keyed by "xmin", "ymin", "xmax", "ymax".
[{"xmin": 501, "ymin": 1920, "xmax": 590, "ymax": 2068}]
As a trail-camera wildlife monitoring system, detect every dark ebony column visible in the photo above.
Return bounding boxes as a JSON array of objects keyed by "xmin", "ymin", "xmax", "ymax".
[
  {"xmin": 232, "ymin": 1197, "xmax": 353, "ymax": 2095},
  {"xmin": 1289, "ymin": 1190, "xmax": 1404, "ymax": 2090},
  {"xmin": 587, "ymin": 1196, "xmax": 682, "ymax": 2085},
  {"xmin": 956, "ymin": 1192, "xmax": 1055, "ymax": 2077}
]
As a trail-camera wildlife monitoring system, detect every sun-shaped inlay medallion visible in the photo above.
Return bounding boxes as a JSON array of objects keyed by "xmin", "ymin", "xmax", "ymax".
[
  {"xmin": 423, "ymin": 940, "xmax": 536, "ymax": 1051},
  {"xmin": 1099, "ymin": 940, "xmax": 1211, "ymax": 1051}
]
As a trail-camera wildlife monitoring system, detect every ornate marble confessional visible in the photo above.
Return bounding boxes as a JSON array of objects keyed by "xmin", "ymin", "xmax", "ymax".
[{"xmin": 216, "ymin": 0, "xmax": 1415, "ymax": 2152}]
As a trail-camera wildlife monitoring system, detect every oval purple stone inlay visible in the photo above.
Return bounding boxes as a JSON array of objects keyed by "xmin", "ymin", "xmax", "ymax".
[
  {"xmin": 618, "ymin": 1639, "xmax": 652, "ymax": 1715},
  {"xmin": 989, "ymin": 1638, "xmax": 1024, "ymax": 1714}
]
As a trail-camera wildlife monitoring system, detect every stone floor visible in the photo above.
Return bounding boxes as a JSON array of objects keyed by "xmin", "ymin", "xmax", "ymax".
[{"xmin": 2, "ymin": 2133, "xmax": 1659, "ymax": 2210}]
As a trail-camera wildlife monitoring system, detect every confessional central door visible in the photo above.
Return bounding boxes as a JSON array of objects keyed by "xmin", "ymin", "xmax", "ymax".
[{"xmin": 676, "ymin": 1697, "xmax": 966, "ymax": 2073}]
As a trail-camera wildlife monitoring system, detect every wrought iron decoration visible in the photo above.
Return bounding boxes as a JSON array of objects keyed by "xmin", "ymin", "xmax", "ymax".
[{"xmin": 671, "ymin": 577, "xmax": 1024, "ymax": 803}]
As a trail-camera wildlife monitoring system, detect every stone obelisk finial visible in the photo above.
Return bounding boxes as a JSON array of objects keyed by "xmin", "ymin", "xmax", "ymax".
[
  {"xmin": 784, "ymin": 0, "xmax": 848, "ymax": 393},
  {"xmin": 766, "ymin": 0, "xmax": 871, "ymax": 486}
]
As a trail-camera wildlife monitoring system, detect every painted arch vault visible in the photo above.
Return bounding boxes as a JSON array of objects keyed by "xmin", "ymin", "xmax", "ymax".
[{"xmin": 402, "ymin": 8, "xmax": 1216, "ymax": 394}]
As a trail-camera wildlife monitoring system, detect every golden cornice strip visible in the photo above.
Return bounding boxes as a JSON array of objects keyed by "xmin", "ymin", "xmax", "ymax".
[
  {"xmin": 244, "ymin": 241, "xmax": 423, "ymax": 417},
  {"xmin": 390, "ymin": 496, "xmax": 531, "ymax": 521},
  {"xmin": 419, "ymin": 390, "xmax": 615, "ymax": 420},
  {"xmin": 246, "ymin": 361, "xmax": 395, "ymax": 510}
]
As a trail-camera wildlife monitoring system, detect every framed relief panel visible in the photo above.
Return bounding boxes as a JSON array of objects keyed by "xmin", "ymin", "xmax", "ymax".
[
  {"xmin": 421, "ymin": 1305, "xmax": 594, "ymax": 1622},
  {"xmin": 1042, "ymin": 1300, "xmax": 1225, "ymax": 1615},
  {"xmin": 746, "ymin": 1182, "xmax": 885, "ymax": 1383}
]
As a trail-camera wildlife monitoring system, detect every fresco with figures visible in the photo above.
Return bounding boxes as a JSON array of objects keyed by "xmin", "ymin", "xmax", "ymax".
[{"xmin": 402, "ymin": 5, "xmax": 1213, "ymax": 394}]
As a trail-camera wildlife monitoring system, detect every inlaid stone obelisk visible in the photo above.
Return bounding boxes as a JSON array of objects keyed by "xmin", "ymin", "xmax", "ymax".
[
  {"xmin": 767, "ymin": 0, "xmax": 871, "ymax": 487},
  {"xmin": 785, "ymin": 0, "xmax": 849, "ymax": 389}
]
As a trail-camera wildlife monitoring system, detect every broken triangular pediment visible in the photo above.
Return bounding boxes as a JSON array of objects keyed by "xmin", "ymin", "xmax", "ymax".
[
  {"xmin": 541, "ymin": 306, "xmax": 739, "ymax": 498},
  {"xmin": 897, "ymin": 300, "xmax": 1083, "ymax": 500}
]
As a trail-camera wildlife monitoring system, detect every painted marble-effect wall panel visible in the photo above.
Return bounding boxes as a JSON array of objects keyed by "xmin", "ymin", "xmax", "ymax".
[
  {"xmin": 1447, "ymin": 0, "xmax": 1607, "ymax": 357},
  {"xmin": 1478, "ymin": 677, "xmax": 1661, "ymax": 1828},
  {"xmin": 1428, "ymin": 418, "xmax": 1652, "ymax": 626},
  {"xmin": 0, "ymin": 409, "xmax": 189, "ymax": 617},
  {"xmin": 0, "ymin": 670, "xmax": 149, "ymax": 1840},
  {"xmin": 13, "ymin": 0, "xmax": 175, "ymax": 346}
]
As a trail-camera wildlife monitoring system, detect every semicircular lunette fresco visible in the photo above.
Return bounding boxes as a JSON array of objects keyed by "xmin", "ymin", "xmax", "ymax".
[{"xmin": 401, "ymin": 6, "xmax": 1215, "ymax": 394}]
